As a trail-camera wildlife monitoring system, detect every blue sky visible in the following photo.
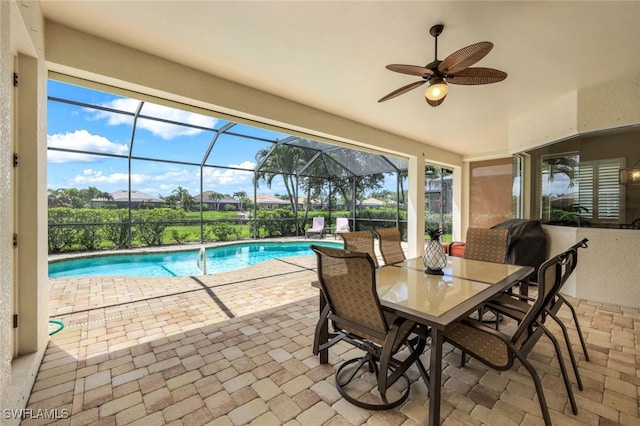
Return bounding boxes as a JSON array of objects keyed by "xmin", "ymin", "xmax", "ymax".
[
  {"xmin": 47, "ymin": 80, "xmax": 410, "ymax": 200},
  {"xmin": 47, "ymin": 80, "xmax": 293, "ymax": 198}
]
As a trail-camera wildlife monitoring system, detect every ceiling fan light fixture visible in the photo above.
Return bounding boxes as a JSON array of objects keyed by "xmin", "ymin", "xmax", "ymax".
[{"xmin": 425, "ymin": 77, "xmax": 448, "ymax": 102}]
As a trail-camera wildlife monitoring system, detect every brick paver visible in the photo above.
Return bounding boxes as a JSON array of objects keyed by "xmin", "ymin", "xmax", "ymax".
[{"xmin": 22, "ymin": 252, "xmax": 640, "ymax": 425}]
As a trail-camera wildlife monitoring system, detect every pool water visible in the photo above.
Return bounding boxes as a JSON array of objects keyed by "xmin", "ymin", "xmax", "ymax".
[{"xmin": 49, "ymin": 241, "xmax": 342, "ymax": 278}]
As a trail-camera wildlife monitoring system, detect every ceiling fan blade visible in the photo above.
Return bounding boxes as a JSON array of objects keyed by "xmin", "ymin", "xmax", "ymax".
[
  {"xmin": 426, "ymin": 93, "xmax": 447, "ymax": 107},
  {"xmin": 438, "ymin": 41, "xmax": 493, "ymax": 75},
  {"xmin": 386, "ymin": 64, "xmax": 434, "ymax": 77},
  {"xmin": 378, "ymin": 80, "xmax": 426, "ymax": 102},
  {"xmin": 446, "ymin": 67, "xmax": 507, "ymax": 85}
]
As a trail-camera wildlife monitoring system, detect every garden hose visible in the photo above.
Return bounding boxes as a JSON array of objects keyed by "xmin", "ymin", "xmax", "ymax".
[{"xmin": 49, "ymin": 319, "xmax": 64, "ymax": 336}]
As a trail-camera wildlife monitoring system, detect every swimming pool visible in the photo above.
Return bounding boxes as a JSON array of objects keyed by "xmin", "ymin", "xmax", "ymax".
[{"xmin": 48, "ymin": 241, "xmax": 342, "ymax": 278}]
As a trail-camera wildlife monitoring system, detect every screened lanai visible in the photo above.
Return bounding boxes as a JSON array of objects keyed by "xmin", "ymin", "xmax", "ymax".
[{"xmin": 47, "ymin": 79, "xmax": 452, "ymax": 253}]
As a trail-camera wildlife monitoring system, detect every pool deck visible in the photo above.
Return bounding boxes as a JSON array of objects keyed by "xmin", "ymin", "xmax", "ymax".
[{"xmin": 29, "ymin": 239, "xmax": 640, "ymax": 425}]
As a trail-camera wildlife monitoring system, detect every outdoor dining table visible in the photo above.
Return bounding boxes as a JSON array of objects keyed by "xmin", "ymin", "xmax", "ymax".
[{"xmin": 313, "ymin": 255, "xmax": 533, "ymax": 426}]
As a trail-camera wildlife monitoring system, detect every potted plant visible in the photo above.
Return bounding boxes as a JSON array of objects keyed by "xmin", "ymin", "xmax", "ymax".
[{"xmin": 423, "ymin": 227, "xmax": 447, "ymax": 275}]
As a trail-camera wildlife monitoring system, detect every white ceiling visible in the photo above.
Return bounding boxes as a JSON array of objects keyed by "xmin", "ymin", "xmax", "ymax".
[{"xmin": 40, "ymin": 1, "xmax": 640, "ymax": 157}]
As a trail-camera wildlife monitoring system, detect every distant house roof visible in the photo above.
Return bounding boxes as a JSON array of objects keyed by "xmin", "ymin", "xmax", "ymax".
[
  {"xmin": 195, "ymin": 191, "xmax": 239, "ymax": 203},
  {"xmin": 256, "ymin": 194, "xmax": 290, "ymax": 205},
  {"xmin": 299, "ymin": 197, "xmax": 323, "ymax": 206},
  {"xmin": 361, "ymin": 197, "xmax": 384, "ymax": 207},
  {"xmin": 109, "ymin": 190, "xmax": 164, "ymax": 203}
]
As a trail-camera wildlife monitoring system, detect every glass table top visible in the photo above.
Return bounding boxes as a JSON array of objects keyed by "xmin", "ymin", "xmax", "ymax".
[
  {"xmin": 399, "ymin": 257, "xmax": 526, "ymax": 285},
  {"xmin": 375, "ymin": 266, "xmax": 490, "ymax": 318}
]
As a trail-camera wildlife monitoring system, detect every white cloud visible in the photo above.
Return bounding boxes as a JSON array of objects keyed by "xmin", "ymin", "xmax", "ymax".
[
  {"xmin": 47, "ymin": 130, "xmax": 128, "ymax": 163},
  {"xmin": 202, "ymin": 161, "xmax": 255, "ymax": 186},
  {"xmin": 90, "ymin": 98, "xmax": 218, "ymax": 140},
  {"xmin": 64, "ymin": 160, "xmax": 280, "ymax": 196},
  {"xmin": 73, "ymin": 170, "xmax": 141, "ymax": 185},
  {"xmin": 153, "ymin": 169, "xmax": 194, "ymax": 182},
  {"xmin": 71, "ymin": 168, "xmax": 197, "ymax": 191}
]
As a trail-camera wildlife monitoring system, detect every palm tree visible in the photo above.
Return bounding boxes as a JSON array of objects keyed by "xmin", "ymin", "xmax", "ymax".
[
  {"xmin": 208, "ymin": 191, "xmax": 223, "ymax": 211},
  {"xmin": 544, "ymin": 155, "xmax": 579, "ymax": 187},
  {"xmin": 299, "ymin": 176, "xmax": 325, "ymax": 229},
  {"xmin": 48, "ymin": 188, "xmax": 66, "ymax": 207},
  {"xmin": 172, "ymin": 186, "xmax": 194, "ymax": 211},
  {"xmin": 254, "ymin": 145, "xmax": 311, "ymax": 211},
  {"xmin": 232, "ymin": 191, "xmax": 248, "ymax": 211}
]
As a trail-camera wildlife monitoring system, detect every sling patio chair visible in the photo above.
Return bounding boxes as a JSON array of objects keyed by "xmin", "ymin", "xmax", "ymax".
[
  {"xmin": 483, "ymin": 239, "xmax": 591, "ymax": 405},
  {"xmin": 340, "ymin": 230, "xmax": 379, "ymax": 268},
  {"xmin": 463, "ymin": 228, "xmax": 510, "ymax": 324},
  {"xmin": 374, "ymin": 227, "xmax": 406, "ymax": 265},
  {"xmin": 310, "ymin": 245, "xmax": 430, "ymax": 410},
  {"xmin": 463, "ymin": 227, "xmax": 510, "ymax": 264},
  {"xmin": 444, "ymin": 252, "xmax": 579, "ymax": 425},
  {"xmin": 304, "ymin": 216, "xmax": 325, "ymax": 239},
  {"xmin": 334, "ymin": 217, "xmax": 350, "ymax": 240}
]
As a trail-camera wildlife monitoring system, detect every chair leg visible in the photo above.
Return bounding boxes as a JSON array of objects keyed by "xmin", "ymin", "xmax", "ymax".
[
  {"xmin": 539, "ymin": 323, "xmax": 578, "ymax": 415},
  {"xmin": 335, "ymin": 354, "xmax": 410, "ymax": 411},
  {"xmin": 547, "ymin": 309, "xmax": 583, "ymax": 391},
  {"xmin": 312, "ymin": 304, "xmax": 330, "ymax": 355},
  {"xmin": 336, "ymin": 356, "xmax": 369, "ymax": 386},
  {"xmin": 558, "ymin": 295, "xmax": 590, "ymax": 361},
  {"xmin": 460, "ymin": 350, "xmax": 467, "ymax": 367},
  {"xmin": 512, "ymin": 350, "xmax": 552, "ymax": 426}
]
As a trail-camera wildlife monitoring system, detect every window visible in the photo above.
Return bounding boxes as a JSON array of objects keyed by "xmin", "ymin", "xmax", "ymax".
[
  {"xmin": 539, "ymin": 153, "xmax": 579, "ymax": 224},
  {"xmin": 539, "ymin": 153, "xmax": 625, "ymax": 225},
  {"xmin": 524, "ymin": 126, "xmax": 639, "ymax": 229}
]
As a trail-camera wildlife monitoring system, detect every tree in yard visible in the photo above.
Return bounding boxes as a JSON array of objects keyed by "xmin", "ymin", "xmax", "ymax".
[
  {"xmin": 79, "ymin": 186, "xmax": 113, "ymax": 206},
  {"xmin": 331, "ymin": 174, "xmax": 385, "ymax": 212},
  {"xmin": 232, "ymin": 191, "xmax": 248, "ymax": 211},
  {"xmin": 254, "ymin": 145, "xmax": 313, "ymax": 211},
  {"xmin": 208, "ymin": 191, "xmax": 223, "ymax": 211},
  {"xmin": 543, "ymin": 155, "xmax": 579, "ymax": 187},
  {"xmin": 299, "ymin": 176, "xmax": 325, "ymax": 229},
  {"xmin": 48, "ymin": 187, "xmax": 84, "ymax": 208},
  {"xmin": 172, "ymin": 186, "xmax": 194, "ymax": 211}
]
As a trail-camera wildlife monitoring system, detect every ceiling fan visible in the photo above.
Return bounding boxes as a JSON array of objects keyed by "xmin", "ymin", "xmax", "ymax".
[{"xmin": 378, "ymin": 24, "xmax": 507, "ymax": 107}]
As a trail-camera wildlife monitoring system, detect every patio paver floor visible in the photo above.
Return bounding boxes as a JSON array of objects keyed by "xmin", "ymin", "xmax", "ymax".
[{"xmin": 25, "ymin": 254, "xmax": 640, "ymax": 425}]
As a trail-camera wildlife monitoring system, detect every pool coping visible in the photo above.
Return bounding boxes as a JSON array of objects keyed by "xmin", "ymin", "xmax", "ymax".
[{"xmin": 48, "ymin": 235, "xmax": 334, "ymax": 263}]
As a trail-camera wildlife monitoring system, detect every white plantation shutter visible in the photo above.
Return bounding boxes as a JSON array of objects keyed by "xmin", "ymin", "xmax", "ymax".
[
  {"xmin": 598, "ymin": 160, "xmax": 623, "ymax": 220},
  {"xmin": 579, "ymin": 159, "xmax": 624, "ymax": 222},
  {"xmin": 578, "ymin": 162, "xmax": 593, "ymax": 219}
]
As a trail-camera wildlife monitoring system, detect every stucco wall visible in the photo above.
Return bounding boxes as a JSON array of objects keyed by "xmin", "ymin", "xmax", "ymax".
[
  {"xmin": 0, "ymin": 0, "xmax": 14, "ymax": 413},
  {"xmin": 1, "ymin": 1, "xmax": 49, "ymax": 421},
  {"xmin": 543, "ymin": 225, "xmax": 639, "ymax": 308},
  {"xmin": 577, "ymin": 74, "xmax": 640, "ymax": 134}
]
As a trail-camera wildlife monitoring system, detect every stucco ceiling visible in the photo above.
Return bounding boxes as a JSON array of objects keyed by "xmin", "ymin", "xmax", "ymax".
[{"xmin": 40, "ymin": 1, "xmax": 640, "ymax": 158}]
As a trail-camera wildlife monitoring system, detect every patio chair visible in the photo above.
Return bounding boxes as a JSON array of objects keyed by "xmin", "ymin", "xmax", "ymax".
[
  {"xmin": 340, "ymin": 230, "xmax": 378, "ymax": 267},
  {"xmin": 374, "ymin": 227, "xmax": 406, "ymax": 265},
  {"xmin": 305, "ymin": 216, "xmax": 325, "ymax": 239},
  {"xmin": 310, "ymin": 245, "xmax": 430, "ymax": 410},
  {"xmin": 463, "ymin": 227, "xmax": 509, "ymax": 264},
  {"xmin": 484, "ymin": 239, "xmax": 590, "ymax": 399},
  {"xmin": 334, "ymin": 217, "xmax": 350, "ymax": 240},
  {"xmin": 463, "ymin": 228, "xmax": 510, "ymax": 325},
  {"xmin": 445, "ymin": 252, "xmax": 578, "ymax": 425}
]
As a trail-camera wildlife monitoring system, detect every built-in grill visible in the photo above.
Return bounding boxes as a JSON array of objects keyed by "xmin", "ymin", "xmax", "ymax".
[{"xmin": 491, "ymin": 219, "xmax": 548, "ymax": 282}]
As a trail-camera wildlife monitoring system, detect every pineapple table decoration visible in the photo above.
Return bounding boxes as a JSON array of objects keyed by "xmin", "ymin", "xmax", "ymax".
[{"xmin": 423, "ymin": 227, "xmax": 447, "ymax": 275}]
